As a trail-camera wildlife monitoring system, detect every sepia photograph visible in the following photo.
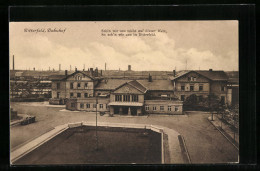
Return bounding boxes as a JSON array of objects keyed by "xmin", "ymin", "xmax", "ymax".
[{"xmin": 9, "ymin": 21, "xmax": 239, "ymax": 164}]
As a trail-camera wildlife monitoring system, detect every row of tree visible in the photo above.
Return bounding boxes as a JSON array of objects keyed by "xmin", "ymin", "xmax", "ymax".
[{"xmin": 184, "ymin": 93, "xmax": 239, "ymax": 131}]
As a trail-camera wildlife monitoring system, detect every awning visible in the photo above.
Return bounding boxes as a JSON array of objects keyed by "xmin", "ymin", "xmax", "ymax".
[{"xmin": 108, "ymin": 102, "xmax": 143, "ymax": 107}]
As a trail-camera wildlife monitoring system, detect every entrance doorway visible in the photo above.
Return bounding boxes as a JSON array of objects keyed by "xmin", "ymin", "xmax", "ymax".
[{"xmin": 131, "ymin": 107, "xmax": 137, "ymax": 115}]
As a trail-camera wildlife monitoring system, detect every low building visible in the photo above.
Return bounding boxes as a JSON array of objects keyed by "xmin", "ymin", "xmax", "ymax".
[{"xmin": 65, "ymin": 76, "xmax": 183, "ymax": 115}]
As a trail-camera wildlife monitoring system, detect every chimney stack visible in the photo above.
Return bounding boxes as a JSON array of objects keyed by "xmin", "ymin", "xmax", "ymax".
[
  {"xmin": 13, "ymin": 55, "xmax": 15, "ymax": 71},
  {"xmin": 59, "ymin": 64, "xmax": 61, "ymax": 71},
  {"xmin": 101, "ymin": 70, "xmax": 103, "ymax": 76},
  {"xmin": 105, "ymin": 63, "xmax": 107, "ymax": 71},
  {"xmin": 90, "ymin": 68, "xmax": 94, "ymax": 76},
  {"xmin": 173, "ymin": 70, "xmax": 176, "ymax": 77},
  {"xmin": 128, "ymin": 65, "xmax": 131, "ymax": 71},
  {"xmin": 95, "ymin": 67, "xmax": 98, "ymax": 77},
  {"xmin": 75, "ymin": 67, "xmax": 77, "ymax": 72},
  {"xmin": 33, "ymin": 67, "xmax": 35, "ymax": 71},
  {"xmin": 65, "ymin": 70, "xmax": 68, "ymax": 77},
  {"xmin": 148, "ymin": 73, "xmax": 152, "ymax": 82},
  {"xmin": 209, "ymin": 69, "xmax": 213, "ymax": 72},
  {"xmin": 70, "ymin": 65, "xmax": 71, "ymax": 71}
]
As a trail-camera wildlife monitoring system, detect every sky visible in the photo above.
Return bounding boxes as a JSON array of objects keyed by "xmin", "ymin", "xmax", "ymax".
[{"xmin": 9, "ymin": 21, "xmax": 238, "ymax": 71}]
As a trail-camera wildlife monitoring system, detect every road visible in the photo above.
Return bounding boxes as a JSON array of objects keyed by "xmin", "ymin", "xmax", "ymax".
[{"xmin": 10, "ymin": 102, "xmax": 239, "ymax": 164}]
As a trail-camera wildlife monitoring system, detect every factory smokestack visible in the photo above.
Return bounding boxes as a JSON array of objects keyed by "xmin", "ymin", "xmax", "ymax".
[{"xmin": 13, "ymin": 55, "xmax": 15, "ymax": 71}]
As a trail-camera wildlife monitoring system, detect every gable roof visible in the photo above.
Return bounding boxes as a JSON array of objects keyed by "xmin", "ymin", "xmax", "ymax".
[
  {"xmin": 113, "ymin": 80, "xmax": 147, "ymax": 93},
  {"xmin": 95, "ymin": 79, "xmax": 130, "ymax": 90},
  {"xmin": 65, "ymin": 71, "xmax": 94, "ymax": 80},
  {"xmin": 49, "ymin": 71, "xmax": 94, "ymax": 81},
  {"xmin": 137, "ymin": 80, "xmax": 174, "ymax": 91},
  {"xmin": 128, "ymin": 80, "xmax": 147, "ymax": 93},
  {"xmin": 195, "ymin": 71, "xmax": 228, "ymax": 81},
  {"xmin": 169, "ymin": 70, "xmax": 228, "ymax": 81}
]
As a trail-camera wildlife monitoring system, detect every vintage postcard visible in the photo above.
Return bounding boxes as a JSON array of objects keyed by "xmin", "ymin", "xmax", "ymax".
[{"xmin": 9, "ymin": 21, "xmax": 239, "ymax": 164}]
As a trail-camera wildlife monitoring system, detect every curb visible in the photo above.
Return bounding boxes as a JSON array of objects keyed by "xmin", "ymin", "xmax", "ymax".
[
  {"xmin": 207, "ymin": 118, "xmax": 239, "ymax": 151},
  {"xmin": 178, "ymin": 135, "xmax": 191, "ymax": 164}
]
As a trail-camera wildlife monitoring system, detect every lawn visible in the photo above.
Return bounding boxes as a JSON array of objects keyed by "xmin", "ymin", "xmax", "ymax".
[{"xmin": 14, "ymin": 126, "xmax": 162, "ymax": 164}]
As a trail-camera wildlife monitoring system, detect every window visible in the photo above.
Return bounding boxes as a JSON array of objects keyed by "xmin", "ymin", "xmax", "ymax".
[
  {"xmin": 86, "ymin": 103, "xmax": 90, "ymax": 108},
  {"xmin": 70, "ymin": 83, "xmax": 73, "ymax": 89},
  {"xmin": 123, "ymin": 95, "xmax": 130, "ymax": 102},
  {"xmin": 99, "ymin": 104, "xmax": 103, "ymax": 109},
  {"xmin": 132, "ymin": 95, "xmax": 138, "ymax": 102},
  {"xmin": 168, "ymin": 106, "xmax": 171, "ymax": 111},
  {"xmin": 181, "ymin": 95, "xmax": 185, "ymax": 101},
  {"xmin": 70, "ymin": 93, "xmax": 73, "ymax": 98},
  {"xmin": 190, "ymin": 85, "xmax": 194, "ymax": 91},
  {"xmin": 93, "ymin": 104, "xmax": 97, "ymax": 108},
  {"xmin": 77, "ymin": 76, "xmax": 82, "ymax": 80},
  {"xmin": 85, "ymin": 83, "xmax": 88, "ymax": 88},
  {"xmin": 84, "ymin": 93, "xmax": 88, "ymax": 98},
  {"xmin": 175, "ymin": 106, "xmax": 179, "ymax": 112},
  {"xmin": 77, "ymin": 93, "xmax": 81, "ymax": 98},
  {"xmin": 80, "ymin": 103, "xmax": 84, "ymax": 109},
  {"xmin": 160, "ymin": 106, "xmax": 164, "ymax": 111},
  {"xmin": 181, "ymin": 85, "xmax": 185, "ymax": 91},
  {"xmin": 188, "ymin": 77, "xmax": 196, "ymax": 81},
  {"xmin": 221, "ymin": 86, "xmax": 225, "ymax": 91},
  {"xmin": 57, "ymin": 83, "xmax": 60, "ymax": 89},
  {"xmin": 57, "ymin": 92, "xmax": 60, "ymax": 98},
  {"xmin": 153, "ymin": 106, "xmax": 157, "ymax": 111},
  {"xmin": 199, "ymin": 85, "xmax": 203, "ymax": 91},
  {"xmin": 71, "ymin": 103, "xmax": 75, "ymax": 107},
  {"xmin": 145, "ymin": 105, "xmax": 149, "ymax": 111},
  {"xmin": 77, "ymin": 83, "xmax": 81, "ymax": 88},
  {"xmin": 115, "ymin": 95, "xmax": 122, "ymax": 101}
]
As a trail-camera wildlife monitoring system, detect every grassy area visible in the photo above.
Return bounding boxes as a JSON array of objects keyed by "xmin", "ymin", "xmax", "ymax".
[{"xmin": 14, "ymin": 126, "xmax": 161, "ymax": 164}]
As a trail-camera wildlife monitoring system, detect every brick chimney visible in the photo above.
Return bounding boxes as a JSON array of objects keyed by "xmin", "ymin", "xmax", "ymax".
[
  {"xmin": 148, "ymin": 73, "xmax": 152, "ymax": 82},
  {"xmin": 173, "ymin": 70, "xmax": 176, "ymax": 77},
  {"xmin": 90, "ymin": 68, "xmax": 94, "ymax": 76},
  {"xmin": 65, "ymin": 70, "xmax": 68, "ymax": 77}
]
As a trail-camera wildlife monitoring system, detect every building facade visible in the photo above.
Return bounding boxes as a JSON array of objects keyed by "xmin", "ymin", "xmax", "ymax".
[
  {"xmin": 170, "ymin": 70, "xmax": 229, "ymax": 105},
  {"xmin": 49, "ymin": 70, "xmax": 101, "ymax": 104},
  {"xmin": 50, "ymin": 69, "xmax": 231, "ymax": 115}
]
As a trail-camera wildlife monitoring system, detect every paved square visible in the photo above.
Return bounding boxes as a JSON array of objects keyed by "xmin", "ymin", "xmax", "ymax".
[{"xmin": 10, "ymin": 102, "xmax": 239, "ymax": 164}]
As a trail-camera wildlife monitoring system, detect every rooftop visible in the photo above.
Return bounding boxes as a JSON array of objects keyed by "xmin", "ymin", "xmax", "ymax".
[
  {"xmin": 138, "ymin": 80, "xmax": 174, "ymax": 91},
  {"xmin": 169, "ymin": 70, "xmax": 228, "ymax": 81}
]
